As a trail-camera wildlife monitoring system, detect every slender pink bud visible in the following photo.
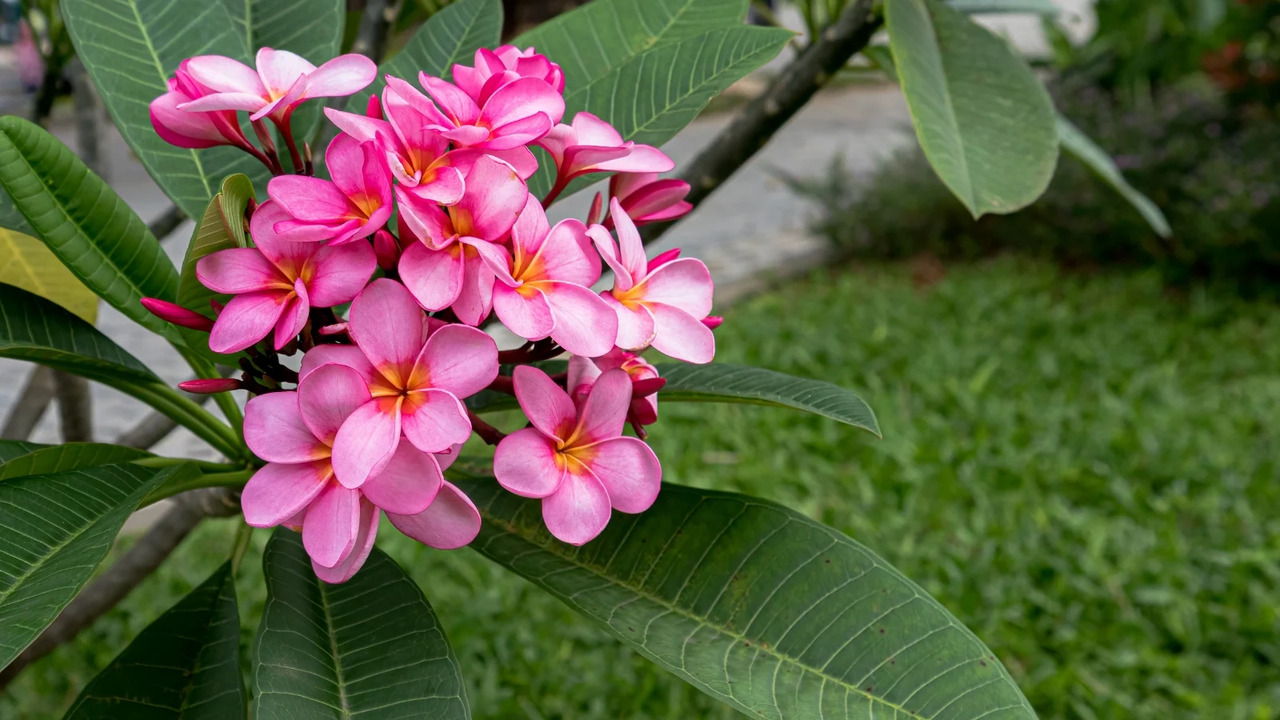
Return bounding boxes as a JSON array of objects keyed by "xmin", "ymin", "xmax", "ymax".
[
  {"xmin": 178, "ymin": 378, "xmax": 241, "ymax": 394},
  {"xmin": 372, "ymin": 229, "xmax": 400, "ymax": 270},
  {"xmin": 647, "ymin": 248, "xmax": 681, "ymax": 271},
  {"xmin": 141, "ymin": 297, "xmax": 215, "ymax": 332},
  {"xmin": 631, "ymin": 377, "xmax": 666, "ymax": 398},
  {"xmin": 588, "ymin": 192, "xmax": 604, "ymax": 225},
  {"xmin": 318, "ymin": 322, "xmax": 349, "ymax": 336},
  {"xmin": 210, "ymin": 299, "xmax": 225, "ymax": 315},
  {"xmin": 366, "ymin": 94, "xmax": 383, "ymax": 119},
  {"xmin": 702, "ymin": 316, "xmax": 723, "ymax": 330}
]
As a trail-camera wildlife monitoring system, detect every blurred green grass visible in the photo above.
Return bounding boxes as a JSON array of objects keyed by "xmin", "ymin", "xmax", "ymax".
[{"xmin": 5, "ymin": 258, "xmax": 1279, "ymax": 719}]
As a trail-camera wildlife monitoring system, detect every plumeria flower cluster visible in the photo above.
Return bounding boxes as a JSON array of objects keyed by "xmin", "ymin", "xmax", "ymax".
[{"xmin": 145, "ymin": 45, "xmax": 720, "ymax": 581}]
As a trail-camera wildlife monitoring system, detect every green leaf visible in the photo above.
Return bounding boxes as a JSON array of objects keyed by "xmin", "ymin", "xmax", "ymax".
[
  {"xmin": 219, "ymin": 174, "xmax": 255, "ymax": 250},
  {"xmin": 64, "ymin": 563, "xmax": 245, "ymax": 720},
  {"xmin": 462, "ymin": 481, "xmax": 1036, "ymax": 720},
  {"xmin": 886, "ymin": 0, "xmax": 1058, "ymax": 217},
  {"xmin": 658, "ymin": 363, "xmax": 881, "ymax": 436},
  {"xmin": 252, "ymin": 529, "xmax": 470, "ymax": 719},
  {"xmin": 175, "ymin": 175, "xmax": 254, "ymax": 364},
  {"xmin": 0, "ymin": 228, "xmax": 99, "ymax": 323},
  {"xmin": 0, "ymin": 463, "xmax": 186, "ymax": 669},
  {"xmin": 0, "ymin": 440, "xmax": 47, "ymax": 464},
  {"xmin": 947, "ymin": 0, "xmax": 1058, "ymax": 13},
  {"xmin": 1057, "ymin": 115, "xmax": 1171, "ymax": 238},
  {"xmin": 0, "ymin": 191, "xmax": 35, "ymax": 235},
  {"xmin": 0, "ymin": 116, "xmax": 179, "ymax": 340},
  {"xmin": 61, "ymin": 0, "xmax": 268, "ymax": 220},
  {"xmin": 0, "ymin": 283, "xmax": 160, "ymax": 386},
  {"xmin": 0, "ymin": 443, "xmax": 151, "ymax": 481},
  {"xmin": 224, "ymin": 0, "xmax": 345, "ymax": 63},
  {"xmin": 349, "ymin": 0, "xmax": 502, "ymax": 110}
]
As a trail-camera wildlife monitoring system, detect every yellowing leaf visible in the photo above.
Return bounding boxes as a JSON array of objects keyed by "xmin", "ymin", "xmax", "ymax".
[{"xmin": 0, "ymin": 229, "xmax": 98, "ymax": 323}]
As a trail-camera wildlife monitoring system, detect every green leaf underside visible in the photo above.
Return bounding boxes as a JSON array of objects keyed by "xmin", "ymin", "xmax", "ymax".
[
  {"xmin": 0, "ymin": 116, "xmax": 180, "ymax": 340},
  {"xmin": 219, "ymin": 174, "xmax": 255, "ymax": 250},
  {"xmin": 0, "ymin": 189, "xmax": 36, "ymax": 235},
  {"xmin": 65, "ymin": 563, "xmax": 244, "ymax": 719},
  {"xmin": 1056, "ymin": 115, "xmax": 1172, "ymax": 238},
  {"xmin": 61, "ymin": 0, "xmax": 269, "ymax": 220},
  {"xmin": 0, "ymin": 283, "xmax": 160, "ymax": 386},
  {"xmin": 462, "ymin": 481, "xmax": 1035, "ymax": 720},
  {"xmin": 0, "ymin": 443, "xmax": 151, "ymax": 481},
  {"xmin": 660, "ymin": 363, "xmax": 880, "ymax": 436},
  {"xmin": 348, "ymin": 0, "xmax": 502, "ymax": 111},
  {"xmin": 252, "ymin": 530, "xmax": 470, "ymax": 719},
  {"xmin": 0, "ymin": 464, "xmax": 179, "ymax": 669},
  {"xmin": 886, "ymin": 0, "xmax": 1058, "ymax": 217},
  {"xmin": 225, "ymin": 0, "xmax": 344, "ymax": 63},
  {"xmin": 0, "ymin": 228, "xmax": 100, "ymax": 323}
]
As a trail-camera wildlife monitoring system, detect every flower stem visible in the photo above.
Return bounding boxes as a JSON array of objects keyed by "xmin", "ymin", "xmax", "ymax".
[
  {"xmin": 468, "ymin": 410, "xmax": 507, "ymax": 445},
  {"xmin": 139, "ymin": 467, "xmax": 254, "ymax": 508},
  {"xmin": 132, "ymin": 382, "xmax": 247, "ymax": 461}
]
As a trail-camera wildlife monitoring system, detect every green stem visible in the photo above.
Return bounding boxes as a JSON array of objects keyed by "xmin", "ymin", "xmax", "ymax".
[
  {"xmin": 139, "ymin": 467, "xmax": 253, "ymax": 508},
  {"xmin": 230, "ymin": 522, "xmax": 254, "ymax": 575},
  {"xmin": 132, "ymin": 456, "xmax": 244, "ymax": 473},
  {"xmin": 181, "ymin": 349, "xmax": 245, "ymax": 436},
  {"xmin": 132, "ymin": 383, "xmax": 246, "ymax": 461}
]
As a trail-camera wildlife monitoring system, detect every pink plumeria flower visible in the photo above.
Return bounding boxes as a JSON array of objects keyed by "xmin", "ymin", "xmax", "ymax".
[
  {"xmin": 495, "ymin": 367, "xmax": 661, "ymax": 545},
  {"xmin": 568, "ymin": 350, "xmax": 662, "ymax": 427},
  {"xmin": 606, "ymin": 172, "xmax": 692, "ymax": 226},
  {"xmin": 268, "ymin": 133, "xmax": 393, "ymax": 245},
  {"xmin": 385, "ymin": 72, "xmax": 563, "ymax": 151},
  {"xmin": 587, "ymin": 199, "xmax": 716, "ymax": 364},
  {"xmin": 196, "ymin": 200, "xmax": 375, "ymax": 353},
  {"xmin": 397, "ymin": 155, "xmax": 527, "ymax": 324},
  {"xmin": 453, "ymin": 45, "xmax": 565, "ymax": 104},
  {"xmin": 482, "ymin": 196, "xmax": 617, "ymax": 357},
  {"xmin": 150, "ymin": 59, "xmax": 255, "ymax": 152},
  {"xmin": 308, "ymin": 279, "xmax": 498, "ymax": 487},
  {"xmin": 179, "ymin": 48, "xmax": 376, "ymax": 125},
  {"xmin": 539, "ymin": 112, "xmax": 674, "ymax": 186},
  {"xmin": 240, "ymin": 366, "xmax": 480, "ymax": 583}
]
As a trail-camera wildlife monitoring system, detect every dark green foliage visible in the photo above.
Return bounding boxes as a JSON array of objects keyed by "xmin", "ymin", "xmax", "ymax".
[{"xmin": 791, "ymin": 83, "xmax": 1280, "ymax": 296}]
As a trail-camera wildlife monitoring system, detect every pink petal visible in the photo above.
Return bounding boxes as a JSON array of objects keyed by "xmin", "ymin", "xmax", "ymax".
[
  {"xmin": 513, "ymin": 365, "xmax": 576, "ymax": 439},
  {"xmin": 574, "ymin": 368, "xmax": 630, "ymax": 444},
  {"xmin": 249, "ymin": 201, "xmax": 323, "ymax": 267},
  {"xmin": 208, "ymin": 290, "xmax": 290, "ymax": 354},
  {"xmin": 543, "ymin": 282, "xmax": 618, "ymax": 358},
  {"xmin": 244, "ymin": 391, "xmax": 326, "ymax": 463},
  {"xmin": 493, "ymin": 284, "xmax": 554, "ymax": 342},
  {"xmin": 649, "ymin": 303, "xmax": 716, "ymax": 364},
  {"xmin": 256, "ymin": 48, "xmax": 315, "ymax": 97},
  {"xmin": 494, "ymin": 427, "xmax": 563, "ymax": 498},
  {"xmin": 609, "ymin": 198, "xmax": 648, "ymax": 282},
  {"xmin": 348, "ymin": 278, "xmax": 427, "ymax": 381},
  {"xmin": 452, "ymin": 252, "xmax": 496, "ymax": 326},
  {"xmin": 537, "ymin": 220, "xmax": 600, "ymax": 286},
  {"xmin": 400, "ymin": 388, "xmax": 471, "ymax": 454},
  {"xmin": 178, "ymin": 92, "xmax": 268, "ymax": 113},
  {"xmin": 535, "ymin": 122, "xmax": 573, "ymax": 166},
  {"xmin": 542, "ymin": 469, "xmax": 611, "ymax": 545},
  {"xmin": 459, "ymin": 156, "xmax": 528, "ymax": 241},
  {"xmin": 415, "ymin": 323, "xmax": 498, "ymax": 398},
  {"xmin": 566, "ymin": 355, "xmax": 603, "ymax": 400},
  {"xmin": 570, "ymin": 112, "xmax": 623, "ymax": 147},
  {"xmin": 252, "ymin": 76, "xmax": 307, "ymax": 122},
  {"xmin": 150, "ymin": 92, "xmax": 229, "ymax": 148},
  {"xmin": 308, "ymin": 240, "xmax": 377, "ymax": 307},
  {"xmin": 482, "ymin": 77, "xmax": 565, "ymax": 129},
  {"xmin": 586, "ymin": 225, "xmax": 632, "ymax": 291},
  {"xmin": 305, "ymin": 54, "xmax": 377, "ymax": 98},
  {"xmin": 484, "ymin": 113, "xmax": 553, "ymax": 150},
  {"xmin": 410, "ymin": 165, "xmax": 464, "ymax": 204},
  {"xmin": 313, "ymin": 499, "xmax": 379, "ymax": 583},
  {"xmin": 592, "ymin": 144, "xmax": 675, "ymax": 174},
  {"xmin": 242, "ymin": 461, "xmax": 331, "ymax": 527},
  {"xmin": 481, "ymin": 146, "xmax": 538, "ymax": 179},
  {"xmin": 601, "ymin": 292, "xmax": 656, "ymax": 350},
  {"xmin": 637, "ymin": 258, "xmax": 714, "ymax": 317},
  {"xmin": 324, "ymin": 133, "xmax": 366, "ymax": 198},
  {"xmin": 396, "ymin": 187, "xmax": 454, "ymax": 249},
  {"xmin": 582, "ymin": 436, "xmax": 661, "ymax": 513},
  {"xmin": 419, "ymin": 74, "xmax": 480, "ymax": 125},
  {"xmin": 298, "ymin": 363, "xmax": 372, "ymax": 445},
  {"xmin": 185, "ymin": 55, "xmax": 266, "ymax": 95},
  {"xmin": 385, "ymin": 75, "xmax": 453, "ymax": 128},
  {"xmin": 387, "ymin": 482, "xmax": 480, "ymax": 550},
  {"xmin": 562, "ymin": 144, "xmax": 632, "ymax": 177},
  {"xmin": 511, "ymin": 193, "xmax": 550, "ymax": 255},
  {"xmin": 273, "ymin": 283, "xmax": 309, "ymax": 349},
  {"xmin": 299, "ymin": 344, "xmax": 377, "ymax": 384},
  {"xmin": 440, "ymin": 125, "xmax": 492, "ymax": 147},
  {"xmin": 331, "ymin": 397, "xmax": 402, "ymax": 489},
  {"xmin": 324, "ymin": 107, "xmax": 393, "ymax": 145},
  {"xmin": 399, "ymin": 242, "xmax": 464, "ymax": 312},
  {"xmin": 360, "ymin": 443, "xmax": 443, "ymax": 515},
  {"xmin": 196, "ymin": 248, "xmax": 286, "ymax": 294},
  {"xmin": 302, "ymin": 482, "xmax": 360, "ymax": 568},
  {"xmin": 268, "ymin": 176, "xmax": 354, "ymax": 222}
]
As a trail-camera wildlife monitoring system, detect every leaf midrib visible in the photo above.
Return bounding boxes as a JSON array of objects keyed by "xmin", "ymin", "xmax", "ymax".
[
  {"xmin": 316, "ymin": 578, "xmax": 352, "ymax": 716},
  {"xmin": 478, "ymin": 511, "xmax": 929, "ymax": 719}
]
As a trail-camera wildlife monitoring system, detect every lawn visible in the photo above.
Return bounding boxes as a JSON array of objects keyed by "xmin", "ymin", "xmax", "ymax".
[{"xmin": 5, "ymin": 258, "xmax": 1279, "ymax": 719}]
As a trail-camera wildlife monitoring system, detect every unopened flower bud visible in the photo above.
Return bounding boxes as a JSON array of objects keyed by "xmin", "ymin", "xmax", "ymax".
[
  {"xmin": 373, "ymin": 229, "xmax": 400, "ymax": 270},
  {"xmin": 178, "ymin": 377, "xmax": 241, "ymax": 394},
  {"xmin": 140, "ymin": 297, "xmax": 215, "ymax": 332},
  {"xmin": 588, "ymin": 192, "xmax": 605, "ymax": 225},
  {"xmin": 702, "ymin": 316, "xmax": 723, "ymax": 330}
]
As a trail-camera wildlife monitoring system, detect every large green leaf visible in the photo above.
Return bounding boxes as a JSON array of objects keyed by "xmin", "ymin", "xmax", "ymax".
[
  {"xmin": 0, "ymin": 190, "xmax": 35, "ymax": 235},
  {"xmin": 61, "ymin": 0, "xmax": 268, "ymax": 220},
  {"xmin": 658, "ymin": 363, "xmax": 881, "ymax": 436},
  {"xmin": 224, "ymin": 0, "xmax": 344, "ymax": 63},
  {"xmin": 349, "ymin": 0, "xmax": 502, "ymax": 111},
  {"xmin": 462, "ymin": 481, "xmax": 1036, "ymax": 720},
  {"xmin": 886, "ymin": 0, "xmax": 1058, "ymax": 217},
  {"xmin": 175, "ymin": 174, "xmax": 254, "ymax": 362},
  {"xmin": 0, "ymin": 117, "xmax": 179, "ymax": 339},
  {"xmin": 252, "ymin": 530, "xmax": 470, "ymax": 719},
  {"xmin": 947, "ymin": 0, "xmax": 1058, "ymax": 13},
  {"xmin": 0, "ymin": 443, "xmax": 151, "ymax": 481},
  {"xmin": 0, "ymin": 228, "xmax": 99, "ymax": 323},
  {"xmin": 0, "ymin": 440, "xmax": 47, "ymax": 464},
  {"xmin": 0, "ymin": 283, "xmax": 159, "ymax": 386},
  {"xmin": 1057, "ymin": 115, "xmax": 1171, "ymax": 238},
  {"xmin": 64, "ymin": 563, "xmax": 245, "ymax": 720},
  {"xmin": 0, "ymin": 463, "xmax": 186, "ymax": 669}
]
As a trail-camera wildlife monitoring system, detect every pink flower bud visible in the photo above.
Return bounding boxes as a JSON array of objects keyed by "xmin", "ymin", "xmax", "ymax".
[
  {"xmin": 366, "ymin": 93, "xmax": 383, "ymax": 120},
  {"xmin": 610, "ymin": 172, "xmax": 693, "ymax": 226},
  {"xmin": 178, "ymin": 378, "xmax": 242, "ymax": 394},
  {"xmin": 646, "ymin": 248, "xmax": 681, "ymax": 272},
  {"xmin": 140, "ymin": 297, "xmax": 215, "ymax": 332},
  {"xmin": 588, "ymin": 192, "xmax": 605, "ymax": 225},
  {"xmin": 453, "ymin": 45, "xmax": 566, "ymax": 105},
  {"xmin": 372, "ymin": 229, "xmax": 400, "ymax": 270},
  {"xmin": 150, "ymin": 61, "xmax": 254, "ymax": 152},
  {"xmin": 702, "ymin": 316, "xmax": 723, "ymax": 330}
]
